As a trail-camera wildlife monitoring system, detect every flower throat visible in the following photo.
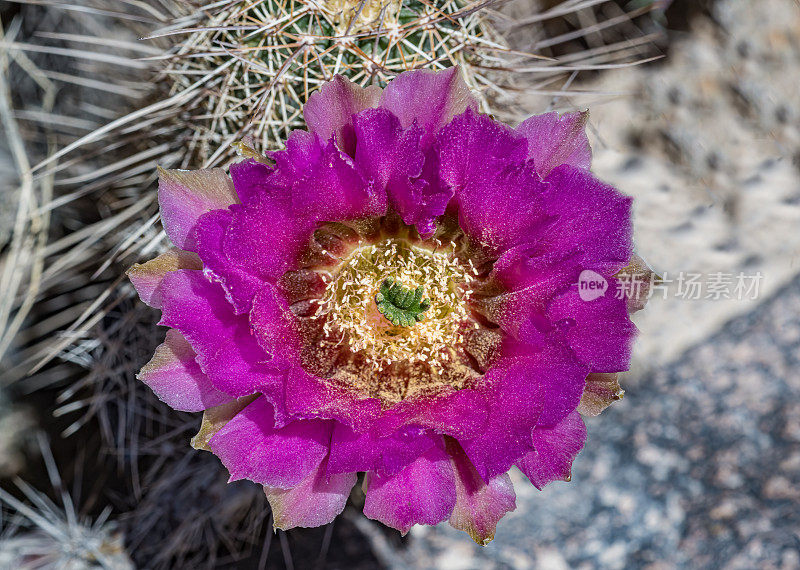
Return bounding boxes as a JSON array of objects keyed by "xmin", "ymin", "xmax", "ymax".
[{"xmin": 307, "ymin": 230, "xmax": 483, "ymax": 404}]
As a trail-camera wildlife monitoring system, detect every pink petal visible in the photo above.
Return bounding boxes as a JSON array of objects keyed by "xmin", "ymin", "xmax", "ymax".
[
  {"xmin": 223, "ymin": 142, "xmax": 384, "ymax": 284},
  {"xmin": 249, "ymin": 282, "xmax": 304, "ymax": 370},
  {"xmin": 458, "ymin": 362, "xmax": 544, "ymax": 481},
  {"xmin": 304, "ymin": 75, "xmax": 382, "ymax": 155},
  {"xmin": 265, "ymin": 462, "xmax": 357, "ymax": 530},
  {"xmin": 547, "ymin": 282, "xmax": 637, "ymax": 373},
  {"xmin": 326, "ymin": 422, "xmax": 437, "ymax": 476},
  {"xmin": 474, "ymin": 293, "xmax": 550, "ymax": 350},
  {"xmin": 126, "ymin": 249, "xmax": 202, "ymax": 308},
  {"xmin": 209, "ymin": 396, "xmax": 332, "ymax": 488},
  {"xmin": 194, "ymin": 208, "xmax": 263, "ymax": 314},
  {"xmin": 284, "ymin": 367, "xmax": 382, "ymax": 432},
  {"xmin": 290, "ymin": 139, "xmax": 385, "ymax": 223},
  {"xmin": 353, "ymin": 108, "xmax": 447, "ymax": 232},
  {"xmin": 517, "ymin": 411, "xmax": 586, "ymax": 490},
  {"xmin": 228, "ymin": 159, "xmax": 274, "ymax": 205},
  {"xmin": 138, "ymin": 328, "xmax": 232, "ymax": 412},
  {"xmin": 460, "ymin": 344, "xmax": 588, "ymax": 480},
  {"xmin": 438, "ymin": 110, "xmax": 547, "ymax": 252},
  {"xmin": 491, "ymin": 243, "xmax": 581, "ymax": 294},
  {"xmin": 353, "ymin": 109, "xmax": 424, "ymax": 190},
  {"xmin": 362, "ymin": 444, "xmax": 456, "ymax": 534},
  {"xmin": 223, "ymin": 195, "xmax": 316, "ymax": 284},
  {"xmin": 373, "ymin": 388, "xmax": 489, "ymax": 441},
  {"xmin": 158, "ymin": 167, "xmax": 238, "ymax": 250},
  {"xmin": 475, "ymin": 247, "xmax": 582, "ymax": 343},
  {"xmin": 261, "ymin": 130, "xmax": 386, "ymax": 219},
  {"xmin": 191, "ymin": 395, "xmax": 259, "ymax": 451},
  {"xmin": 458, "ymin": 161, "xmax": 549, "ymax": 253},
  {"xmin": 437, "ymin": 108, "xmax": 527, "ymax": 190},
  {"xmin": 446, "ymin": 438, "xmax": 516, "ymax": 545},
  {"xmin": 541, "ymin": 165, "xmax": 633, "ymax": 274},
  {"xmin": 517, "ymin": 111, "xmax": 592, "ymax": 178},
  {"xmin": 158, "ymin": 270, "xmax": 283, "ymax": 400},
  {"xmin": 530, "ymin": 344, "xmax": 592, "ymax": 428},
  {"xmin": 380, "ymin": 67, "xmax": 479, "ymax": 147},
  {"xmin": 263, "ymin": 130, "xmax": 323, "ymax": 193}
]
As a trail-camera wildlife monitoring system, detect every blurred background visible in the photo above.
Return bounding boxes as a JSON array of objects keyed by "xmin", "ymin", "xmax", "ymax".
[{"xmin": 0, "ymin": 0, "xmax": 798, "ymax": 568}]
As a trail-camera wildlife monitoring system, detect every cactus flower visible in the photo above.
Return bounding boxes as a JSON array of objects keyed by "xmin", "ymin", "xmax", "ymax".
[{"xmin": 128, "ymin": 67, "xmax": 643, "ymax": 543}]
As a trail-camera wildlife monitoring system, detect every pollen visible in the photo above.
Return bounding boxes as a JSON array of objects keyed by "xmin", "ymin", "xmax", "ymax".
[{"xmin": 312, "ymin": 237, "xmax": 478, "ymax": 399}]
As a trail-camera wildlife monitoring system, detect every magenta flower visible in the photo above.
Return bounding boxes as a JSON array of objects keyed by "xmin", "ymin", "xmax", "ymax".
[{"xmin": 128, "ymin": 68, "xmax": 643, "ymax": 543}]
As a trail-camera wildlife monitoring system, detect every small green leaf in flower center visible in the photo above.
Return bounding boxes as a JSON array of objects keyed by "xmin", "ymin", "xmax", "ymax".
[{"xmin": 375, "ymin": 278, "xmax": 431, "ymax": 327}]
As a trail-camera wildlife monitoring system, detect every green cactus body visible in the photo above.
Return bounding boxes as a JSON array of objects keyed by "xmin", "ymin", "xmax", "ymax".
[{"xmin": 163, "ymin": 0, "xmax": 502, "ymax": 163}]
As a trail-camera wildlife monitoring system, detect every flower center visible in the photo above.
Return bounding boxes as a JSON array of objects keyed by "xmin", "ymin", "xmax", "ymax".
[{"xmin": 311, "ymin": 236, "xmax": 482, "ymax": 403}]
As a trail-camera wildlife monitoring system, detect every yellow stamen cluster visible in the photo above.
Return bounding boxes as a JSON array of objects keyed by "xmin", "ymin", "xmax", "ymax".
[{"xmin": 313, "ymin": 238, "xmax": 478, "ymax": 374}]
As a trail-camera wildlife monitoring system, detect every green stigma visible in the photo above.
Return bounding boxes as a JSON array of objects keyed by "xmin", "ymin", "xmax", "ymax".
[{"xmin": 375, "ymin": 278, "xmax": 431, "ymax": 327}]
